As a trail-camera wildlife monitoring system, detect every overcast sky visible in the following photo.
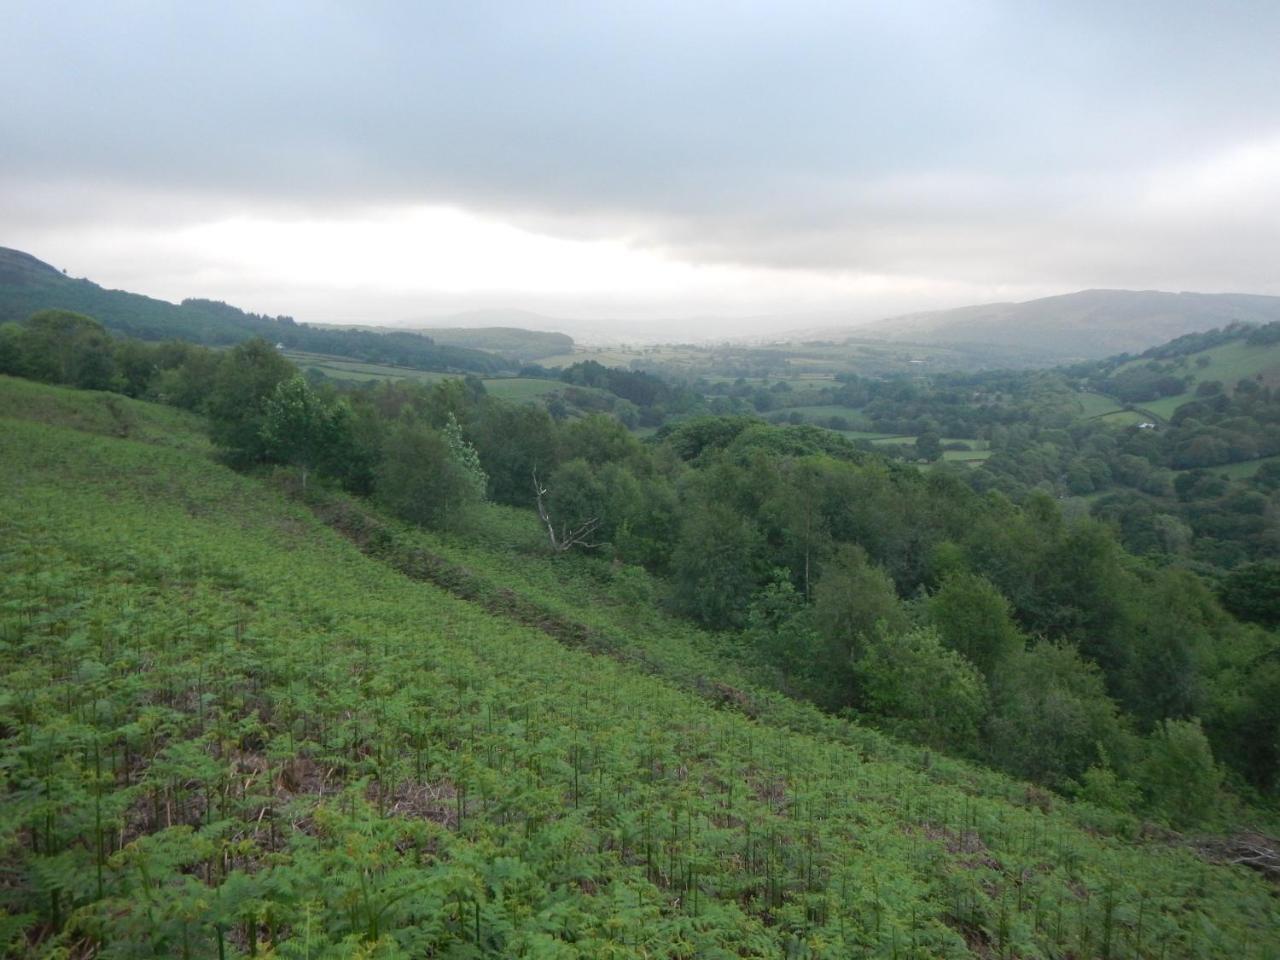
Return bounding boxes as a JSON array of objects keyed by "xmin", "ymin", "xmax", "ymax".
[{"xmin": 3, "ymin": 1, "xmax": 1278, "ymax": 339}]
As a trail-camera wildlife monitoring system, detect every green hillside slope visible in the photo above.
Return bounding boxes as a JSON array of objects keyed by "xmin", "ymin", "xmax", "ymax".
[
  {"xmin": 0, "ymin": 247, "xmax": 504, "ymax": 374},
  {"xmin": 1111, "ymin": 337, "xmax": 1280, "ymax": 420},
  {"xmin": 1, "ymin": 379, "xmax": 1276, "ymax": 957}
]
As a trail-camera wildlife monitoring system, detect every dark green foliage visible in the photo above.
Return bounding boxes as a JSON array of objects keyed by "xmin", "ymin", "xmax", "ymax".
[
  {"xmin": 656, "ymin": 415, "xmax": 756, "ymax": 461},
  {"xmin": 1125, "ymin": 569, "xmax": 1218, "ymax": 725},
  {"xmin": 670, "ymin": 502, "xmax": 767, "ymax": 629},
  {"xmin": 1099, "ymin": 364, "xmax": 1188, "ymax": 403},
  {"xmin": 1140, "ymin": 719, "xmax": 1223, "ymax": 828},
  {"xmin": 928, "ymin": 572, "xmax": 1025, "ymax": 681},
  {"xmin": 559, "ymin": 413, "xmax": 645, "ymax": 467},
  {"xmin": 914, "ymin": 430, "xmax": 943, "ymax": 462},
  {"xmin": 0, "ymin": 321, "xmax": 21, "ymax": 375},
  {"xmin": 812, "ymin": 545, "xmax": 909, "ymax": 679},
  {"xmin": 1026, "ymin": 520, "xmax": 1136, "ymax": 682},
  {"xmin": 744, "ymin": 571, "xmax": 824, "ymax": 679},
  {"xmin": 986, "ymin": 642, "xmax": 1127, "ymax": 789},
  {"xmin": 13, "ymin": 309, "xmax": 116, "ymax": 389},
  {"xmin": 854, "ymin": 628, "xmax": 988, "ymax": 753},
  {"xmin": 375, "ymin": 418, "xmax": 484, "ymax": 529},
  {"xmin": 259, "ymin": 376, "xmax": 362, "ymax": 490},
  {"xmin": 559, "ymin": 359, "xmax": 671, "ymax": 407},
  {"xmin": 1218, "ymin": 559, "xmax": 1280, "ymax": 627},
  {"xmin": 206, "ymin": 338, "xmax": 296, "ymax": 466},
  {"xmin": 725, "ymin": 421, "xmax": 866, "ymax": 463},
  {"xmin": 150, "ymin": 342, "xmax": 224, "ymax": 410},
  {"xmin": 470, "ymin": 400, "xmax": 560, "ymax": 505}
]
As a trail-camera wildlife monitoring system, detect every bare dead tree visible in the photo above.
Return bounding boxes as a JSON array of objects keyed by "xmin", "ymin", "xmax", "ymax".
[
  {"xmin": 1194, "ymin": 831, "xmax": 1280, "ymax": 882},
  {"xmin": 532, "ymin": 469, "xmax": 601, "ymax": 553},
  {"xmin": 1222, "ymin": 833, "xmax": 1280, "ymax": 881}
]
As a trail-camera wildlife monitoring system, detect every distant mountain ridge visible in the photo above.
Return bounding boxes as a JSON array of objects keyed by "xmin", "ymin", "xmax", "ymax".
[
  {"xmin": 7, "ymin": 244, "xmax": 1279, "ymax": 367},
  {"xmin": 853, "ymin": 289, "xmax": 1280, "ymax": 361}
]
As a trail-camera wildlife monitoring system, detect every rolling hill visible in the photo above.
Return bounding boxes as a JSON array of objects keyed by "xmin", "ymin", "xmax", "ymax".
[
  {"xmin": 855, "ymin": 289, "xmax": 1280, "ymax": 361},
  {"xmin": 397, "ymin": 321, "xmax": 573, "ymax": 363},
  {"xmin": 0, "ymin": 246, "xmax": 506, "ymax": 374}
]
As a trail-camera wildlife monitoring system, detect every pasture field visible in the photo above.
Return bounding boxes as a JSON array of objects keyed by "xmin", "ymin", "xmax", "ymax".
[
  {"xmin": 1139, "ymin": 394, "xmax": 1189, "ymax": 420},
  {"xmin": 282, "ymin": 352, "xmax": 609, "ymax": 407},
  {"xmin": 1115, "ymin": 339, "xmax": 1280, "ymax": 419},
  {"xmin": 1176, "ymin": 454, "xmax": 1280, "ymax": 481},
  {"xmin": 1, "ymin": 381, "xmax": 1277, "ymax": 957},
  {"xmin": 1075, "ymin": 391, "xmax": 1125, "ymax": 418},
  {"xmin": 941, "ymin": 449, "xmax": 993, "ymax": 463},
  {"xmin": 1096, "ymin": 410, "xmax": 1150, "ymax": 427},
  {"xmin": 284, "ymin": 351, "xmax": 458, "ymax": 383},
  {"xmin": 536, "ymin": 345, "xmax": 707, "ymax": 369}
]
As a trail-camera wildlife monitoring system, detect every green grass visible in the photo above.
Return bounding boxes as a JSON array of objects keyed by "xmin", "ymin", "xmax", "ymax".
[
  {"xmin": 941, "ymin": 449, "xmax": 993, "ymax": 463},
  {"xmin": 1076, "ymin": 391, "xmax": 1125, "ymax": 419},
  {"xmin": 803, "ymin": 424, "xmax": 990, "ymax": 455},
  {"xmin": 1114, "ymin": 339, "xmax": 1280, "ymax": 419},
  {"xmin": 1139, "ymin": 394, "xmax": 1192, "ymax": 420},
  {"xmin": 1097, "ymin": 410, "xmax": 1150, "ymax": 427},
  {"xmin": 1, "ymin": 379, "xmax": 1277, "ymax": 957},
  {"xmin": 284, "ymin": 351, "xmax": 598, "ymax": 407},
  {"xmin": 285, "ymin": 350, "xmax": 457, "ymax": 383},
  {"xmin": 1173, "ymin": 454, "xmax": 1280, "ymax": 480},
  {"xmin": 0, "ymin": 374, "xmax": 211, "ymax": 453}
]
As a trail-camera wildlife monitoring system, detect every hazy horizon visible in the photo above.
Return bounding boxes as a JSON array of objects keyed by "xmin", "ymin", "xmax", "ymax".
[{"xmin": 4, "ymin": 1, "xmax": 1278, "ymax": 338}]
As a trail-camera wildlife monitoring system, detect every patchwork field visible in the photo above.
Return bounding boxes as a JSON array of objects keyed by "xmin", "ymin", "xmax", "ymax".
[{"xmin": 1117, "ymin": 339, "xmax": 1280, "ymax": 419}]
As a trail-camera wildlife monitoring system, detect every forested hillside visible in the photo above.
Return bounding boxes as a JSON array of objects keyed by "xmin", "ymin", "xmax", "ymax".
[
  {"xmin": 0, "ymin": 247, "xmax": 504, "ymax": 373},
  {"xmin": 714, "ymin": 322, "xmax": 1280, "ymax": 581}
]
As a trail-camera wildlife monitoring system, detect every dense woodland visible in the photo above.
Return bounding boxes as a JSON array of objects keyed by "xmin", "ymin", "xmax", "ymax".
[{"xmin": 701, "ymin": 327, "xmax": 1280, "ymax": 579}]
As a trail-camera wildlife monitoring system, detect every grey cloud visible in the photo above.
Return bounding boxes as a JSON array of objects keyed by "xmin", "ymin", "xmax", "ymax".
[{"xmin": 3, "ymin": 0, "xmax": 1279, "ymax": 295}]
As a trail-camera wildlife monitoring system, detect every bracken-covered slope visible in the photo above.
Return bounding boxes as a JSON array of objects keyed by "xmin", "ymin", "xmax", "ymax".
[{"xmin": 0, "ymin": 377, "xmax": 1276, "ymax": 958}]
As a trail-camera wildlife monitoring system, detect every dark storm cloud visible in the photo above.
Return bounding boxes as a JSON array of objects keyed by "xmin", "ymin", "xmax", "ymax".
[{"xmin": 2, "ymin": 0, "xmax": 1279, "ymax": 293}]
